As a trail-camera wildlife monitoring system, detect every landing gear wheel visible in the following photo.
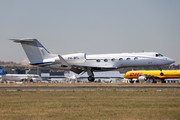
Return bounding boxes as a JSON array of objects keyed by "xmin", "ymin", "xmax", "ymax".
[
  {"xmin": 161, "ymin": 79, "xmax": 166, "ymax": 83},
  {"xmin": 88, "ymin": 76, "xmax": 95, "ymax": 82},
  {"xmin": 152, "ymin": 81, "xmax": 157, "ymax": 83},
  {"xmin": 130, "ymin": 80, "xmax": 134, "ymax": 83}
]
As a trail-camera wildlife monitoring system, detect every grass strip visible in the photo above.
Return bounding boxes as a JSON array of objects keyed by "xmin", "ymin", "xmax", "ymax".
[{"xmin": 0, "ymin": 89, "xmax": 179, "ymax": 120}]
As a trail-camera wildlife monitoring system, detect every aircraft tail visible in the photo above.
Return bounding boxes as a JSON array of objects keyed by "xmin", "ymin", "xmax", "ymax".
[
  {"xmin": 10, "ymin": 38, "xmax": 57, "ymax": 65},
  {"xmin": 0, "ymin": 66, "xmax": 6, "ymax": 76}
]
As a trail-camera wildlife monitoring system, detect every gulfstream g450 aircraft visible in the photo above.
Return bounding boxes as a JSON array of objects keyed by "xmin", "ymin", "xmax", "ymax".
[{"xmin": 10, "ymin": 38, "xmax": 175, "ymax": 82}]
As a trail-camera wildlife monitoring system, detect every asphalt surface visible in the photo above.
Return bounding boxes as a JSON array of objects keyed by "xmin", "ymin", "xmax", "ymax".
[{"xmin": 0, "ymin": 85, "xmax": 180, "ymax": 91}]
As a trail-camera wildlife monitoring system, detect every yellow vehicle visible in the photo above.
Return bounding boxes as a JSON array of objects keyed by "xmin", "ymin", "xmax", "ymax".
[{"xmin": 124, "ymin": 70, "xmax": 180, "ymax": 83}]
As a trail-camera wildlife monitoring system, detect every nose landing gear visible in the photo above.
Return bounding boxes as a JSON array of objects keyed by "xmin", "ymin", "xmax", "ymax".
[{"xmin": 157, "ymin": 66, "xmax": 164, "ymax": 76}]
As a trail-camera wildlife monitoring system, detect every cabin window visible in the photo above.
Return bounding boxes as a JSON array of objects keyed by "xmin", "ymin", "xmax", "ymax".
[
  {"xmin": 33, "ymin": 76, "xmax": 38, "ymax": 78},
  {"xmin": 96, "ymin": 59, "xmax": 100, "ymax": 62},
  {"xmin": 134, "ymin": 57, "xmax": 138, "ymax": 60},
  {"xmin": 104, "ymin": 59, "xmax": 108, "ymax": 62},
  {"xmin": 111, "ymin": 58, "xmax": 115, "ymax": 62},
  {"xmin": 126, "ymin": 58, "xmax": 130, "ymax": 61},
  {"xmin": 119, "ymin": 58, "xmax": 123, "ymax": 61}
]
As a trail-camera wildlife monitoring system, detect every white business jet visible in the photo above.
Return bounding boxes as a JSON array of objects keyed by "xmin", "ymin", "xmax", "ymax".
[{"xmin": 10, "ymin": 38, "xmax": 175, "ymax": 82}]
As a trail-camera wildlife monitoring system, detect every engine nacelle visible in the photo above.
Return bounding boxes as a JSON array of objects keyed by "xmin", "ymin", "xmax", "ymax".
[
  {"xmin": 63, "ymin": 53, "xmax": 86, "ymax": 64},
  {"xmin": 138, "ymin": 76, "xmax": 147, "ymax": 82}
]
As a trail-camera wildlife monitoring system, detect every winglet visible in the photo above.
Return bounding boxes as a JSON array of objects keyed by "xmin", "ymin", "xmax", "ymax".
[{"xmin": 58, "ymin": 55, "xmax": 69, "ymax": 66}]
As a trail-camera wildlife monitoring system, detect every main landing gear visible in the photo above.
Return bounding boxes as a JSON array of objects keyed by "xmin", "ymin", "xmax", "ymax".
[
  {"xmin": 161, "ymin": 79, "xmax": 166, "ymax": 83},
  {"xmin": 87, "ymin": 68, "xmax": 95, "ymax": 82},
  {"xmin": 130, "ymin": 80, "xmax": 134, "ymax": 83},
  {"xmin": 88, "ymin": 76, "xmax": 95, "ymax": 82},
  {"xmin": 152, "ymin": 80, "xmax": 157, "ymax": 83}
]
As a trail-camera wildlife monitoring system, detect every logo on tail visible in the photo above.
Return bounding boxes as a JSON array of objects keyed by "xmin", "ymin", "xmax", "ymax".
[{"xmin": 0, "ymin": 66, "xmax": 6, "ymax": 76}]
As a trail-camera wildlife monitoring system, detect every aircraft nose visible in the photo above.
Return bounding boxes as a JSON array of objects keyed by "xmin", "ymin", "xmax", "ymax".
[{"xmin": 167, "ymin": 58, "xmax": 175, "ymax": 64}]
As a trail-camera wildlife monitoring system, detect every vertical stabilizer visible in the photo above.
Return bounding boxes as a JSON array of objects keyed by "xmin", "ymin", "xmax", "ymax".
[
  {"xmin": 10, "ymin": 38, "xmax": 57, "ymax": 64},
  {"xmin": 0, "ymin": 66, "xmax": 6, "ymax": 76}
]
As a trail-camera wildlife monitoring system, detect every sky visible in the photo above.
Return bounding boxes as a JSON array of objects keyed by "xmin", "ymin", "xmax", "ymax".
[{"xmin": 0, "ymin": 0, "xmax": 180, "ymax": 65}]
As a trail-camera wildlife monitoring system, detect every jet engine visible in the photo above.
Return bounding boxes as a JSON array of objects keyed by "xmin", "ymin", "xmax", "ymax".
[
  {"xmin": 138, "ymin": 76, "xmax": 147, "ymax": 83},
  {"xmin": 63, "ymin": 53, "xmax": 86, "ymax": 63}
]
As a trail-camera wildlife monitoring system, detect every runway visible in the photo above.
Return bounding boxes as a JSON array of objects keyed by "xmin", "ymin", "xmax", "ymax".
[{"xmin": 0, "ymin": 85, "xmax": 180, "ymax": 91}]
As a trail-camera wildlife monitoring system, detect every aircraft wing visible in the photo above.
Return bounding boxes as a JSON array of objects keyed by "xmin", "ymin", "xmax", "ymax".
[
  {"xmin": 53, "ymin": 55, "xmax": 72, "ymax": 69},
  {"xmin": 70, "ymin": 64, "xmax": 118, "ymax": 74},
  {"xmin": 141, "ymin": 74, "xmax": 166, "ymax": 79},
  {"xmin": 58, "ymin": 55, "xmax": 69, "ymax": 66},
  {"xmin": 70, "ymin": 67, "xmax": 84, "ymax": 74},
  {"xmin": 141, "ymin": 74, "xmax": 157, "ymax": 78}
]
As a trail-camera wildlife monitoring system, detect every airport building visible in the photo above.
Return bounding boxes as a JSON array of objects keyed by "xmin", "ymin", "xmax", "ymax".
[{"xmin": 41, "ymin": 71, "xmax": 124, "ymax": 83}]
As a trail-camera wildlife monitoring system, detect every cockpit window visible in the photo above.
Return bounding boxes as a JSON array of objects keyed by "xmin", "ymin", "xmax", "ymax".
[
  {"xmin": 156, "ymin": 54, "xmax": 164, "ymax": 57},
  {"xmin": 33, "ymin": 76, "xmax": 38, "ymax": 78}
]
